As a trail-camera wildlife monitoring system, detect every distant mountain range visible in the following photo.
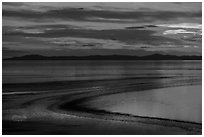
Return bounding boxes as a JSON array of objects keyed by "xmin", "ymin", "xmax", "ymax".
[{"xmin": 4, "ymin": 54, "xmax": 202, "ymax": 60}]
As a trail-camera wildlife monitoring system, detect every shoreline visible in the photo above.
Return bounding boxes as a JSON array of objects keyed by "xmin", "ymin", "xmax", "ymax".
[
  {"xmin": 3, "ymin": 80, "xmax": 202, "ymax": 134},
  {"xmin": 78, "ymin": 85, "xmax": 201, "ymax": 123}
]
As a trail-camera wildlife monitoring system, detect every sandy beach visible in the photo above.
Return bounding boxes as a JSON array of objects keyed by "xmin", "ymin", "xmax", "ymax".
[
  {"xmin": 2, "ymin": 79, "xmax": 202, "ymax": 135},
  {"xmin": 82, "ymin": 85, "xmax": 202, "ymax": 123}
]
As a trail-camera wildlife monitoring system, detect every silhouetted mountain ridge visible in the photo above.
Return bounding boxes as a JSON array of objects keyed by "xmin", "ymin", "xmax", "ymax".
[{"xmin": 4, "ymin": 54, "xmax": 202, "ymax": 60}]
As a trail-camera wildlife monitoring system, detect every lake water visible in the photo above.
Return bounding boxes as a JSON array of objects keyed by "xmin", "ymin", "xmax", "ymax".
[{"xmin": 2, "ymin": 60, "xmax": 202, "ymax": 84}]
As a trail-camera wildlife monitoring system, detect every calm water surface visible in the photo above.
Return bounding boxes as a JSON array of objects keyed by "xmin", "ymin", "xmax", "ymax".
[{"xmin": 2, "ymin": 60, "xmax": 202, "ymax": 84}]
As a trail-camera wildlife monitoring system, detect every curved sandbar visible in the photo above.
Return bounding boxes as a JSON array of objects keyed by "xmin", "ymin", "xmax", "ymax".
[
  {"xmin": 3, "ymin": 80, "xmax": 202, "ymax": 135},
  {"xmin": 80, "ymin": 85, "xmax": 201, "ymax": 123}
]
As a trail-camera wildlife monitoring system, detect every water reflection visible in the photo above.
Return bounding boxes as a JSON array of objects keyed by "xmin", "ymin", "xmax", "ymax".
[{"xmin": 2, "ymin": 60, "xmax": 201, "ymax": 84}]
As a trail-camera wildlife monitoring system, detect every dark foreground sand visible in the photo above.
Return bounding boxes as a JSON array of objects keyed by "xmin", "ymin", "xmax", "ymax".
[{"xmin": 2, "ymin": 80, "xmax": 202, "ymax": 135}]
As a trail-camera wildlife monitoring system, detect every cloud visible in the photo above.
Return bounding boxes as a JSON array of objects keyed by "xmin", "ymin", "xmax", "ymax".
[
  {"xmin": 157, "ymin": 23, "xmax": 202, "ymax": 29},
  {"xmin": 40, "ymin": 37, "xmax": 128, "ymax": 49},
  {"xmin": 2, "ymin": 7, "xmax": 201, "ymax": 23},
  {"xmin": 3, "ymin": 2, "xmax": 202, "ymax": 12},
  {"xmin": 2, "ymin": 2, "xmax": 202, "ymax": 57},
  {"xmin": 4, "ymin": 26, "xmax": 185, "ymax": 46},
  {"xmin": 163, "ymin": 29, "xmax": 198, "ymax": 35}
]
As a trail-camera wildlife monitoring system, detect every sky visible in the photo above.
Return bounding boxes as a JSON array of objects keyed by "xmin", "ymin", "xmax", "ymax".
[{"xmin": 2, "ymin": 2, "xmax": 202, "ymax": 58}]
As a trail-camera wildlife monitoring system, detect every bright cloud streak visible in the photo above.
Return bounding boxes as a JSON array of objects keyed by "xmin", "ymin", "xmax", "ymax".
[
  {"xmin": 163, "ymin": 29, "xmax": 198, "ymax": 35},
  {"xmin": 157, "ymin": 23, "xmax": 202, "ymax": 29}
]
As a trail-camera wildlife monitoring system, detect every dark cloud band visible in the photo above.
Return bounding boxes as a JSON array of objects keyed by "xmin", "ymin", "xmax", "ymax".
[{"xmin": 3, "ymin": 8, "xmax": 201, "ymax": 23}]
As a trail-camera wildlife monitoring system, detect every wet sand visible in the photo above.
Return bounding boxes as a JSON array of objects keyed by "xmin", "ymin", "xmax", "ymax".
[
  {"xmin": 2, "ymin": 79, "xmax": 202, "ymax": 135},
  {"xmin": 82, "ymin": 85, "xmax": 202, "ymax": 123}
]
